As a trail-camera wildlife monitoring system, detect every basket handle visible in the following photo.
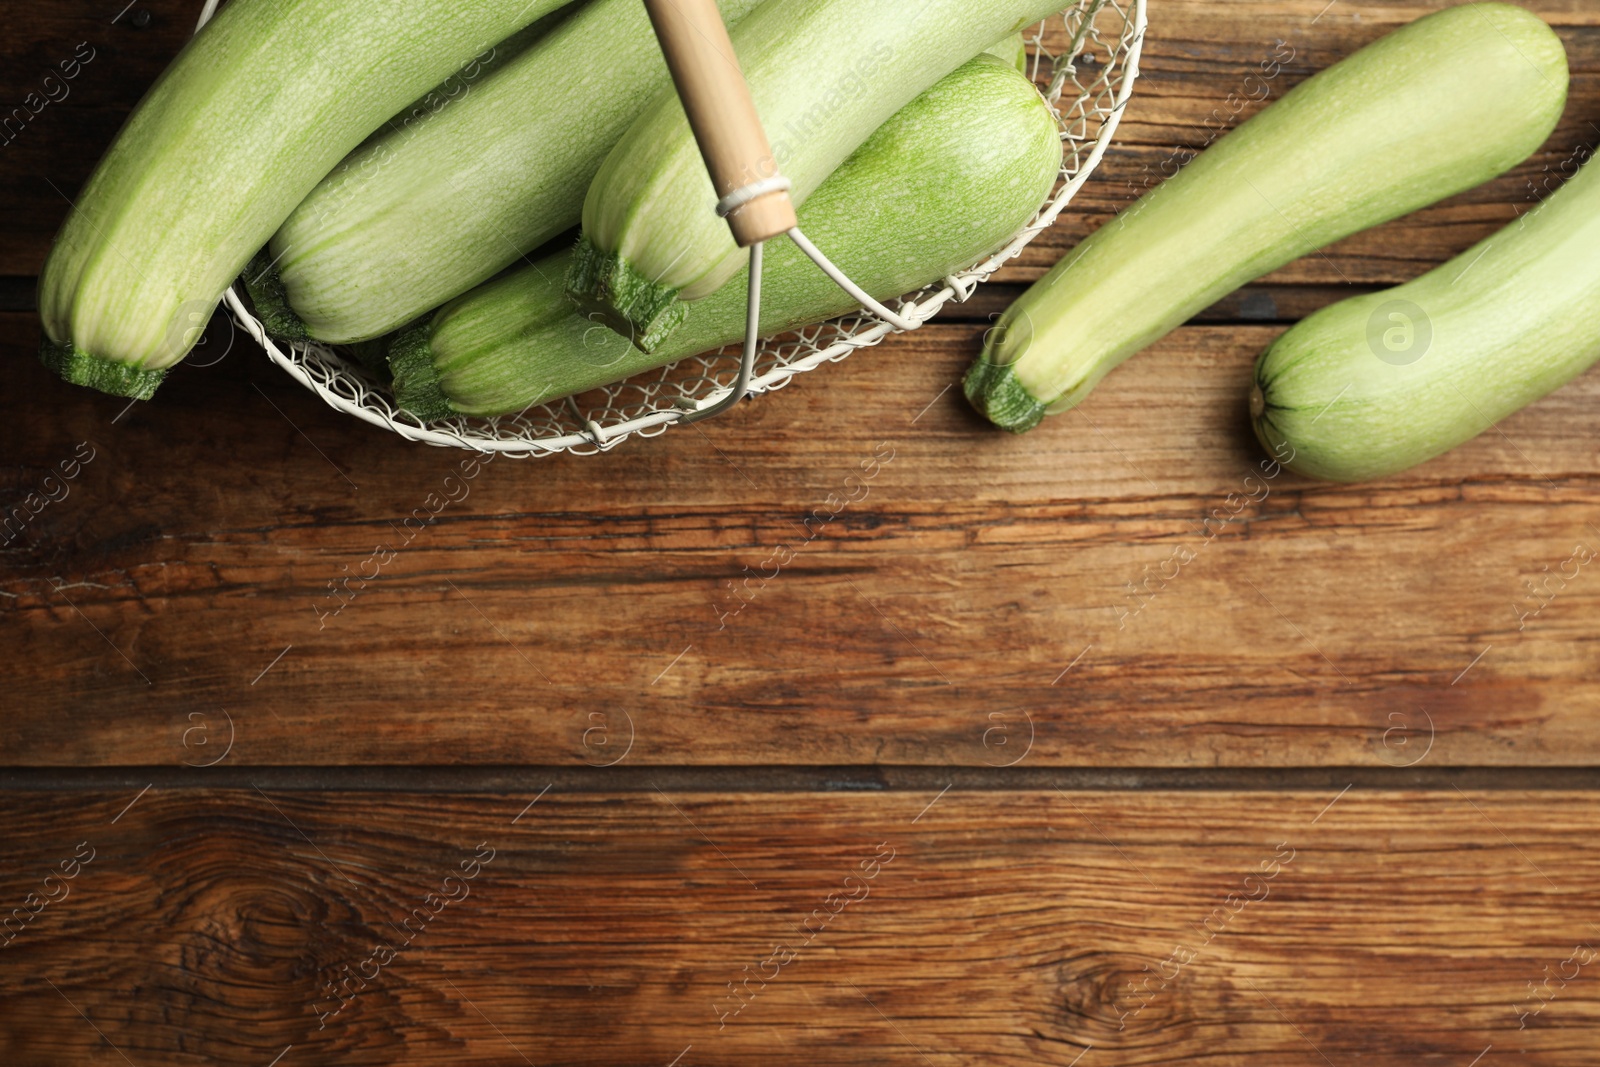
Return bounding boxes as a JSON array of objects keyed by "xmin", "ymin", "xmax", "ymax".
[{"xmin": 642, "ymin": 0, "xmax": 797, "ymax": 246}]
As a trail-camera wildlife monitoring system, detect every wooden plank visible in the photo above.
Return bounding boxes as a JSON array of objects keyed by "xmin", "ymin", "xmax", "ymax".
[
  {"xmin": 6, "ymin": 311, "xmax": 1600, "ymax": 766},
  {"xmin": 0, "ymin": 787, "xmax": 1593, "ymax": 1065}
]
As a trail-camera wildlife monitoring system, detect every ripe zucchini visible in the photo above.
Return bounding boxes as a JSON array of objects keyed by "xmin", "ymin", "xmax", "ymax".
[
  {"xmin": 1252, "ymin": 152, "xmax": 1600, "ymax": 482},
  {"xmin": 252, "ymin": 0, "xmax": 764, "ymax": 346},
  {"xmin": 392, "ymin": 53, "xmax": 1061, "ymax": 419},
  {"xmin": 964, "ymin": 3, "xmax": 1569, "ymax": 431},
  {"xmin": 984, "ymin": 32, "xmax": 1030, "ymax": 75},
  {"xmin": 567, "ymin": 0, "xmax": 1069, "ymax": 352},
  {"xmin": 37, "ymin": 0, "xmax": 569, "ymax": 399}
]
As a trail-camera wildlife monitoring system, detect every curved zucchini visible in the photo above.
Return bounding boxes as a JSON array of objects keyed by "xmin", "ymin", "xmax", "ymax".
[
  {"xmin": 567, "ymin": 0, "xmax": 1068, "ymax": 352},
  {"xmin": 254, "ymin": 0, "xmax": 764, "ymax": 346},
  {"xmin": 37, "ymin": 0, "xmax": 569, "ymax": 398},
  {"xmin": 964, "ymin": 3, "xmax": 1569, "ymax": 431},
  {"xmin": 392, "ymin": 54, "xmax": 1061, "ymax": 419},
  {"xmin": 1252, "ymin": 153, "xmax": 1600, "ymax": 482}
]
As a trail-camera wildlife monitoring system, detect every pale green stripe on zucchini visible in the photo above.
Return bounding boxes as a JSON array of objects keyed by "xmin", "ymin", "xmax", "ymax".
[
  {"xmin": 1253, "ymin": 151, "xmax": 1600, "ymax": 482},
  {"xmin": 37, "ymin": 0, "xmax": 570, "ymax": 397},
  {"xmin": 256, "ymin": 0, "xmax": 763, "ymax": 346},
  {"xmin": 393, "ymin": 54, "xmax": 1062, "ymax": 420},
  {"xmin": 569, "ymin": 0, "xmax": 1070, "ymax": 352},
  {"xmin": 965, "ymin": 2, "xmax": 1569, "ymax": 431}
]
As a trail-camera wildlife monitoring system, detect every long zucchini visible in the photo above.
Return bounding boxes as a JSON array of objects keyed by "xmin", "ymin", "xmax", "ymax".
[
  {"xmin": 392, "ymin": 53, "xmax": 1061, "ymax": 419},
  {"xmin": 964, "ymin": 3, "xmax": 1568, "ymax": 431},
  {"xmin": 37, "ymin": 0, "xmax": 570, "ymax": 399},
  {"xmin": 252, "ymin": 0, "xmax": 764, "ymax": 346},
  {"xmin": 566, "ymin": 0, "xmax": 1069, "ymax": 353},
  {"xmin": 1252, "ymin": 153, "xmax": 1600, "ymax": 482}
]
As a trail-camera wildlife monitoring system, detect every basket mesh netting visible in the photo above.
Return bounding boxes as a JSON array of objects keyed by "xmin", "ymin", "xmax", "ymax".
[{"xmin": 212, "ymin": 0, "xmax": 1146, "ymax": 456}]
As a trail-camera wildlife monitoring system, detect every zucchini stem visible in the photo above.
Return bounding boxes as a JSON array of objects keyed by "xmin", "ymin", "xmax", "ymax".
[
  {"xmin": 563, "ymin": 235, "xmax": 686, "ymax": 353},
  {"xmin": 387, "ymin": 325, "xmax": 454, "ymax": 422},
  {"xmin": 962, "ymin": 357, "xmax": 1046, "ymax": 432},
  {"xmin": 240, "ymin": 249, "xmax": 310, "ymax": 342},
  {"xmin": 39, "ymin": 337, "xmax": 165, "ymax": 400}
]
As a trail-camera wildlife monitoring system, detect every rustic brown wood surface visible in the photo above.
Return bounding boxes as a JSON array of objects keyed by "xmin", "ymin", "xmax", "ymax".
[
  {"xmin": 5, "ymin": 0, "xmax": 1600, "ymax": 1062},
  {"xmin": 8, "ymin": 303, "xmax": 1600, "ymax": 767},
  {"xmin": 4, "ymin": 786, "xmax": 1599, "ymax": 1066}
]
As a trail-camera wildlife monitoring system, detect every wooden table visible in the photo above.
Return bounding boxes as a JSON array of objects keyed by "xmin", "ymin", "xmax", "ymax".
[{"xmin": 4, "ymin": 1, "xmax": 1599, "ymax": 1063}]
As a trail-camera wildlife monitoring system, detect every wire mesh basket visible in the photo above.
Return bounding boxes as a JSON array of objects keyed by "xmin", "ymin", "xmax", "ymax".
[{"xmin": 208, "ymin": 0, "xmax": 1146, "ymax": 457}]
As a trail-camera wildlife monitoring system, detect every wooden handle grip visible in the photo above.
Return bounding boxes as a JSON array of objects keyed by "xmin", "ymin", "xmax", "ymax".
[{"xmin": 642, "ymin": 0, "xmax": 798, "ymax": 246}]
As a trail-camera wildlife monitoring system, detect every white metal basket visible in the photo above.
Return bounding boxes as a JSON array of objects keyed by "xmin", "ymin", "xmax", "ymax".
[{"xmin": 205, "ymin": 0, "xmax": 1146, "ymax": 457}]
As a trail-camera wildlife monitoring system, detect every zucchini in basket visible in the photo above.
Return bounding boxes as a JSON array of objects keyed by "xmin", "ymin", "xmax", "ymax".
[
  {"xmin": 249, "ymin": 0, "xmax": 766, "ymax": 346},
  {"xmin": 1252, "ymin": 147, "xmax": 1600, "ymax": 482},
  {"xmin": 390, "ymin": 53, "xmax": 1061, "ymax": 420},
  {"xmin": 985, "ymin": 32, "xmax": 1031, "ymax": 75},
  {"xmin": 964, "ymin": 3, "xmax": 1569, "ymax": 431},
  {"xmin": 567, "ymin": 0, "xmax": 1073, "ymax": 353},
  {"xmin": 37, "ymin": 0, "xmax": 571, "ymax": 399}
]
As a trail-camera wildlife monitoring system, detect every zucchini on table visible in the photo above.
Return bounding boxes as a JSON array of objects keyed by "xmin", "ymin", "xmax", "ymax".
[
  {"xmin": 37, "ymin": 0, "xmax": 570, "ymax": 399},
  {"xmin": 391, "ymin": 53, "xmax": 1062, "ymax": 420},
  {"xmin": 250, "ymin": 0, "xmax": 765, "ymax": 346},
  {"xmin": 1252, "ymin": 149, "xmax": 1600, "ymax": 482},
  {"xmin": 567, "ymin": 0, "xmax": 1071, "ymax": 353},
  {"xmin": 964, "ymin": 2, "xmax": 1569, "ymax": 431}
]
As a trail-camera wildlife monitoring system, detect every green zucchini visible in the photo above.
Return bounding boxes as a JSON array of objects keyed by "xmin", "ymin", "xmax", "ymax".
[
  {"xmin": 964, "ymin": 2, "xmax": 1568, "ymax": 431},
  {"xmin": 1252, "ymin": 152, "xmax": 1600, "ymax": 482},
  {"xmin": 567, "ymin": 0, "xmax": 1069, "ymax": 352},
  {"xmin": 392, "ymin": 53, "xmax": 1061, "ymax": 419},
  {"xmin": 37, "ymin": 0, "xmax": 570, "ymax": 399},
  {"xmin": 252, "ymin": 0, "xmax": 764, "ymax": 346},
  {"xmin": 985, "ymin": 32, "xmax": 1031, "ymax": 75}
]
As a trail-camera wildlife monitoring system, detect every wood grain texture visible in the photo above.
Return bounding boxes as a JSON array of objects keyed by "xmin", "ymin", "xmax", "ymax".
[
  {"xmin": 2, "ymin": 788, "xmax": 1595, "ymax": 1065},
  {"xmin": 5, "ymin": 308, "xmax": 1600, "ymax": 766}
]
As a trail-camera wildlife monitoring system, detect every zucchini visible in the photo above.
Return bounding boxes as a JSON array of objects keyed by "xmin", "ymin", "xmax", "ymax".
[
  {"xmin": 37, "ymin": 0, "xmax": 571, "ymax": 399},
  {"xmin": 392, "ymin": 53, "xmax": 1061, "ymax": 419},
  {"xmin": 1252, "ymin": 152, "xmax": 1600, "ymax": 482},
  {"xmin": 985, "ymin": 32, "xmax": 1030, "ymax": 75},
  {"xmin": 964, "ymin": 3, "xmax": 1568, "ymax": 431},
  {"xmin": 252, "ymin": 0, "xmax": 764, "ymax": 346},
  {"xmin": 567, "ymin": 0, "xmax": 1069, "ymax": 352}
]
